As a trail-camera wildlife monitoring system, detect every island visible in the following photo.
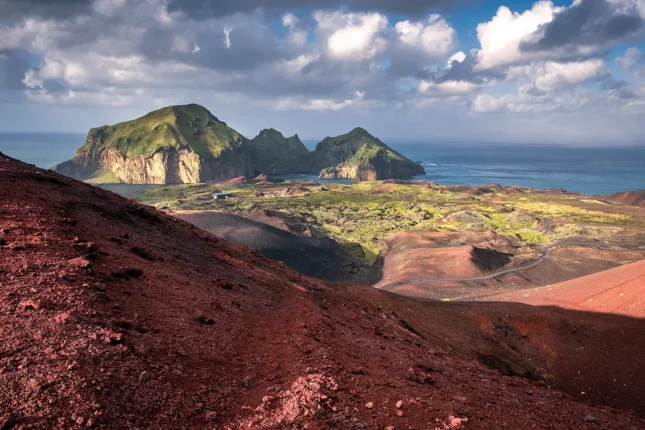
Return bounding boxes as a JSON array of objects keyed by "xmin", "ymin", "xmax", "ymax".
[{"xmin": 54, "ymin": 104, "xmax": 424, "ymax": 184}]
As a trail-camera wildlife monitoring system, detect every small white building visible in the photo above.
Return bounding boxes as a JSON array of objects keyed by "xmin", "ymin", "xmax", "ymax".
[{"xmin": 212, "ymin": 192, "xmax": 234, "ymax": 200}]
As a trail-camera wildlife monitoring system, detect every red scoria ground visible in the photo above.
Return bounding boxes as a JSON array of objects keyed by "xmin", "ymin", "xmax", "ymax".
[{"xmin": 1, "ymin": 153, "xmax": 645, "ymax": 429}]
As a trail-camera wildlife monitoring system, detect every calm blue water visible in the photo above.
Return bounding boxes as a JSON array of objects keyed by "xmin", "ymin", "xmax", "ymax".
[
  {"xmin": 294, "ymin": 141, "xmax": 645, "ymax": 195},
  {"xmin": 1, "ymin": 133, "xmax": 644, "ymax": 195},
  {"xmin": 397, "ymin": 143, "xmax": 645, "ymax": 195},
  {"xmin": 0, "ymin": 132, "xmax": 84, "ymax": 168},
  {"xmin": 0, "ymin": 132, "xmax": 161, "ymax": 194}
]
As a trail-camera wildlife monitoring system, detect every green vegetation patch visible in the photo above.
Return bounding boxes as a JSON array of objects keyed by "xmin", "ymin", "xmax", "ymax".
[
  {"xmin": 515, "ymin": 230, "xmax": 548, "ymax": 245},
  {"xmin": 508, "ymin": 200, "xmax": 633, "ymax": 224},
  {"xmin": 85, "ymin": 169, "xmax": 121, "ymax": 184},
  {"xmin": 131, "ymin": 180, "xmax": 641, "ymax": 263},
  {"xmin": 81, "ymin": 104, "xmax": 245, "ymax": 159}
]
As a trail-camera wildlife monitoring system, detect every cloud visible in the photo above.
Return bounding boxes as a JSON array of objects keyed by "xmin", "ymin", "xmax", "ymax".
[
  {"xmin": 4, "ymin": 2, "xmax": 434, "ymax": 109},
  {"xmin": 534, "ymin": 59, "xmax": 606, "ymax": 91},
  {"xmin": 282, "ymin": 13, "xmax": 308, "ymax": 47},
  {"xmin": 394, "ymin": 14, "xmax": 457, "ymax": 58},
  {"xmin": 0, "ymin": 50, "xmax": 30, "ymax": 90},
  {"xmin": 475, "ymin": 1, "xmax": 563, "ymax": 70},
  {"xmin": 507, "ymin": 59, "xmax": 606, "ymax": 92},
  {"xmin": 93, "ymin": 0, "xmax": 128, "ymax": 17},
  {"xmin": 416, "ymin": 53, "xmax": 503, "ymax": 97},
  {"xmin": 473, "ymin": 57, "xmax": 607, "ymax": 114},
  {"xmin": 0, "ymin": 0, "xmax": 460, "ymax": 19},
  {"xmin": 387, "ymin": 14, "xmax": 458, "ymax": 78},
  {"xmin": 418, "ymin": 79, "xmax": 479, "ymax": 97},
  {"xmin": 473, "ymin": 86, "xmax": 594, "ymax": 113},
  {"xmin": 167, "ymin": 0, "xmax": 458, "ymax": 19},
  {"xmin": 0, "ymin": 0, "xmax": 91, "ymax": 18},
  {"xmin": 447, "ymin": 51, "xmax": 466, "ymax": 68},
  {"xmin": 521, "ymin": 0, "xmax": 645, "ymax": 56},
  {"xmin": 276, "ymin": 90, "xmax": 368, "ymax": 111},
  {"xmin": 2, "ymin": 0, "xmax": 645, "ymax": 142},
  {"xmin": 616, "ymin": 47, "xmax": 642, "ymax": 70},
  {"xmin": 223, "ymin": 27, "xmax": 233, "ymax": 49},
  {"xmin": 472, "ymin": 93, "xmax": 507, "ymax": 113},
  {"xmin": 314, "ymin": 11, "xmax": 389, "ymax": 61}
]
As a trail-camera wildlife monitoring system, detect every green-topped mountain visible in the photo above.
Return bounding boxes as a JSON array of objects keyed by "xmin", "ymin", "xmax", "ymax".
[
  {"xmin": 314, "ymin": 127, "xmax": 424, "ymax": 181},
  {"xmin": 247, "ymin": 129, "xmax": 313, "ymax": 175},
  {"xmin": 55, "ymin": 104, "xmax": 250, "ymax": 184},
  {"xmin": 54, "ymin": 104, "xmax": 424, "ymax": 184}
]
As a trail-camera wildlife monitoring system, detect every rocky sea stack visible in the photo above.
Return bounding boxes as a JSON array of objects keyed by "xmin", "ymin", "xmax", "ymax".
[
  {"xmin": 54, "ymin": 104, "xmax": 424, "ymax": 184},
  {"xmin": 315, "ymin": 127, "xmax": 424, "ymax": 181}
]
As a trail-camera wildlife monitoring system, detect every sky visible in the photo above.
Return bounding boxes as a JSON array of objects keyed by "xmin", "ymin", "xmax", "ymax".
[{"xmin": 0, "ymin": 0, "xmax": 645, "ymax": 143}]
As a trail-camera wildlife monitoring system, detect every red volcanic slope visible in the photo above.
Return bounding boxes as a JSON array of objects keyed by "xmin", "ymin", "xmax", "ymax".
[
  {"xmin": 490, "ymin": 259, "xmax": 645, "ymax": 318},
  {"xmin": 226, "ymin": 176, "xmax": 247, "ymax": 185},
  {"xmin": 601, "ymin": 190, "xmax": 645, "ymax": 208},
  {"xmin": 1, "ymin": 153, "xmax": 645, "ymax": 429},
  {"xmin": 374, "ymin": 230, "xmax": 521, "ymax": 290}
]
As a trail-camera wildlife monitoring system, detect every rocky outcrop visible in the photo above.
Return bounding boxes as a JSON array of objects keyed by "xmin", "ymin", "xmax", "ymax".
[
  {"xmin": 56, "ymin": 145, "xmax": 249, "ymax": 184},
  {"xmin": 247, "ymin": 129, "xmax": 314, "ymax": 175},
  {"xmin": 319, "ymin": 164, "xmax": 377, "ymax": 181},
  {"xmin": 314, "ymin": 128, "xmax": 424, "ymax": 181}
]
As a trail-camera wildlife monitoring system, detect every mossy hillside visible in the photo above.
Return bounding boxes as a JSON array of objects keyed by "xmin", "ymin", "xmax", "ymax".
[
  {"xmin": 80, "ymin": 104, "xmax": 245, "ymax": 159},
  {"xmin": 85, "ymin": 169, "xmax": 122, "ymax": 184},
  {"xmin": 515, "ymin": 231, "xmax": 549, "ymax": 245},
  {"xmin": 314, "ymin": 128, "xmax": 422, "ymax": 173}
]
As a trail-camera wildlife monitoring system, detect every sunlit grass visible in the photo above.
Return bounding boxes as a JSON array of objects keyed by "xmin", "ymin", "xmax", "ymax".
[{"xmin": 131, "ymin": 180, "xmax": 641, "ymax": 264}]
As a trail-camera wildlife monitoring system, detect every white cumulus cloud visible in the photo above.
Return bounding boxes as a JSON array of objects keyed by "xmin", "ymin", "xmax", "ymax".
[
  {"xmin": 475, "ymin": 1, "xmax": 563, "ymax": 70},
  {"xmin": 394, "ymin": 14, "xmax": 457, "ymax": 58},
  {"xmin": 533, "ymin": 59, "xmax": 605, "ymax": 92},
  {"xmin": 314, "ymin": 11, "xmax": 389, "ymax": 61},
  {"xmin": 447, "ymin": 51, "xmax": 466, "ymax": 68}
]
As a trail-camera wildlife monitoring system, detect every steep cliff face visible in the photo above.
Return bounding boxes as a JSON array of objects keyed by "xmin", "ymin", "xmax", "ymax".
[
  {"xmin": 319, "ymin": 164, "xmax": 378, "ymax": 181},
  {"xmin": 247, "ymin": 129, "xmax": 314, "ymax": 175},
  {"xmin": 54, "ymin": 104, "xmax": 250, "ymax": 184},
  {"xmin": 314, "ymin": 128, "xmax": 424, "ymax": 181}
]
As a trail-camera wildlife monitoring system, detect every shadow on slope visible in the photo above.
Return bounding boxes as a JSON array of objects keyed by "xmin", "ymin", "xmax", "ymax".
[{"xmin": 172, "ymin": 210, "xmax": 379, "ymax": 285}]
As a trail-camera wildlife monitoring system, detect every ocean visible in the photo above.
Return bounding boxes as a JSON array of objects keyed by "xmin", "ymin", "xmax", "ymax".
[
  {"xmin": 292, "ymin": 140, "xmax": 645, "ymax": 195},
  {"xmin": 0, "ymin": 132, "xmax": 84, "ymax": 170},
  {"xmin": 1, "ymin": 132, "xmax": 644, "ymax": 196}
]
